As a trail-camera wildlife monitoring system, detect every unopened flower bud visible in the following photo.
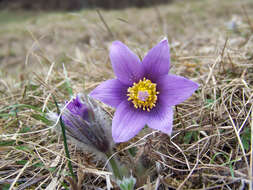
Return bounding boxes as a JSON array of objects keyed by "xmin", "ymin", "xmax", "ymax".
[{"xmin": 49, "ymin": 94, "xmax": 114, "ymax": 157}]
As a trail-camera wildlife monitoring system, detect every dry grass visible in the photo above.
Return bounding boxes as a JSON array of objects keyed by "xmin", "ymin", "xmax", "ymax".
[{"xmin": 0, "ymin": 0, "xmax": 253, "ymax": 189}]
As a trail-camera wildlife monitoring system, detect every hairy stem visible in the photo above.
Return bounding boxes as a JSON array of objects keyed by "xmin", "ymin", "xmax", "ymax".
[{"xmin": 106, "ymin": 152, "xmax": 122, "ymax": 180}]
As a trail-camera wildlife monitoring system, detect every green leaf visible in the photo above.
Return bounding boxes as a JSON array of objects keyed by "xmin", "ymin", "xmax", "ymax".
[
  {"xmin": 48, "ymin": 167, "xmax": 57, "ymax": 172},
  {"xmin": 128, "ymin": 147, "xmax": 137, "ymax": 157},
  {"xmin": 0, "ymin": 104, "xmax": 45, "ymax": 118},
  {"xmin": 241, "ymin": 128, "xmax": 251, "ymax": 151},
  {"xmin": 0, "ymin": 104, "xmax": 43, "ymax": 114},
  {"xmin": 16, "ymin": 160, "xmax": 28, "ymax": 165},
  {"xmin": 0, "ymin": 140, "xmax": 15, "ymax": 146},
  {"xmin": 27, "ymin": 84, "xmax": 40, "ymax": 90},
  {"xmin": 1, "ymin": 184, "xmax": 11, "ymax": 190},
  {"xmin": 0, "ymin": 112, "xmax": 15, "ymax": 118},
  {"xmin": 229, "ymin": 163, "xmax": 235, "ymax": 178},
  {"xmin": 183, "ymin": 131, "xmax": 193, "ymax": 144},
  {"xmin": 117, "ymin": 176, "xmax": 136, "ymax": 190},
  {"xmin": 15, "ymin": 145, "xmax": 31, "ymax": 152},
  {"xmin": 205, "ymin": 98, "xmax": 214, "ymax": 107},
  {"xmin": 210, "ymin": 152, "xmax": 228, "ymax": 164},
  {"xmin": 19, "ymin": 126, "xmax": 31, "ymax": 133},
  {"xmin": 31, "ymin": 114, "xmax": 51, "ymax": 125},
  {"xmin": 193, "ymin": 131, "xmax": 199, "ymax": 141},
  {"xmin": 32, "ymin": 162, "xmax": 44, "ymax": 168},
  {"xmin": 52, "ymin": 95, "xmax": 75, "ymax": 180},
  {"xmin": 61, "ymin": 181, "xmax": 69, "ymax": 189},
  {"xmin": 63, "ymin": 64, "xmax": 73, "ymax": 97}
]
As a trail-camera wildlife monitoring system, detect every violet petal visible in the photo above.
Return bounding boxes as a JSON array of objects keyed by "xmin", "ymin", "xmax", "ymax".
[
  {"xmin": 112, "ymin": 101, "xmax": 147, "ymax": 143},
  {"xmin": 110, "ymin": 41, "xmax": 144, "ymax": 85},
  {"xmin": 147, "ymin": 106, "xmax": 173, "ymax": 135},
  {"xmin": 157, "ymin": 74, "xmax": 199, "ymax": 106},
  {"xmin": 142, "ymin": 38, "xmax": 170, "ymax": 80},
  {"xmin": 66, "ymin": 95, "xmax": 89, "ymax": 120},
  {"xmin": 89, "ymin": 79, "xmax": 128, "ymax": 108}
]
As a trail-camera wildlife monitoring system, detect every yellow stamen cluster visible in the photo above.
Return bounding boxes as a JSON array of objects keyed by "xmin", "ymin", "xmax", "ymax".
[{"xmin": 127, "ymin": 78, "xmax": 159, "ymax": 111}]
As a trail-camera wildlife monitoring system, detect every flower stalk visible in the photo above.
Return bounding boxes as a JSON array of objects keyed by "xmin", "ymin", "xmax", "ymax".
[{"xmin": 105, "ymin": 152, "xmax": 122, "ymax": 180}]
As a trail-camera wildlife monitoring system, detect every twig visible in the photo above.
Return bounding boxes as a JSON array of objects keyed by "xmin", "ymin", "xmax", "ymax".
[
  {"xmin": 154, "ymin": 6, "xmax": 163, "ymax": 25},
  {"xmin": 16, "ymin": 176, "xmax": 47, "ymax": 190},
  {"xmin": 250, "ymin": 109, "xmax": 253, "ymax": 190},
  {"xmin": 242, "ymin": 4, "xmax": 253, "ymax": 33},
  {"xmin": 176, "ymin": 144, "xmax": 200, "ymax": 190},
  {"xmin": 170, "ymin": 140, "xmax": 190, "ymax": 170},
  {"xmin": 224, "ymin": 102, "xmax": 250, "ymax": 173},
  {"xmin": 9, "ymin": 161, "xmax": 30, "ymax": 190},
  {"xmin": 96, "ymin": 9, "xmax": 114, "ymax": 38}
]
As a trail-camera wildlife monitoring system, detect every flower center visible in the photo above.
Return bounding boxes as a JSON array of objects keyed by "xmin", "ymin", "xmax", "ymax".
[{"xmin": 127, "ymin": 78, "xmax": 159, "ymax": 111}]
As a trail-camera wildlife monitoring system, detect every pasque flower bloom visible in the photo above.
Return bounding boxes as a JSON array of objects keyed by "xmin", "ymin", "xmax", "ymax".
[
  {"xmin": 90, "ymin": 39, "xmax": 199, "ymax": 143},
  {"xmin": 49, "ymin": 94, "xmax": 113, "ymax": 156}
]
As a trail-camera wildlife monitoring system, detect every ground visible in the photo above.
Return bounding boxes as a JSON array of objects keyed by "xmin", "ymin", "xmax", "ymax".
[{"xmin": 0, "ymin": 0, "xmax": 253, "ymax": 189}]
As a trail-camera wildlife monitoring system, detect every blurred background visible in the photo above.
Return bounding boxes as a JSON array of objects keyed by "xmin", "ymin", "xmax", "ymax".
[
  {"xmin": 0, "ymin": 0, "xmax": 251, "ymax": 79},
  {"xmin": 0, "ymin": 0, "xmax": 172, "ymax": 10}
]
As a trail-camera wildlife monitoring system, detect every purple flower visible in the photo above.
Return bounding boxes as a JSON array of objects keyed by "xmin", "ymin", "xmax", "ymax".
[
  {"xmin": 59, "ymin": 94, "xmax": 113, "ymax": 154},
  {"xmin": 65, "ymin": 95, "xmax": 89, "ymax": 120},
  {"xmin": 90, "ymin": 39, "xmax": 199, "ymax": 143}
]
